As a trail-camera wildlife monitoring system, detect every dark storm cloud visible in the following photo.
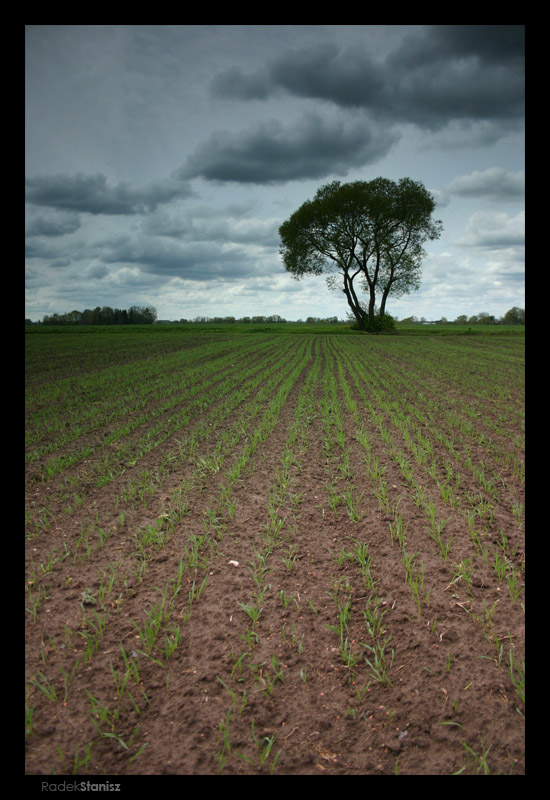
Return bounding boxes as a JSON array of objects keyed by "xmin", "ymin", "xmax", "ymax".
[
  {"xmin": 25, "ymin": 172, "xmax": 194, "ymax": 215},
  {"xmin": 25, "ymin": 210, "xmax": 81, "ymax": 237},
  {"xmin": 256, "ymin": 42, "xmax": 386, "ymax": 108},
  {"xmin": 179, "ymin": 112, "xmax": 399, "ymax": 184},
  {"xmin": 101, "ymin": 233, "xmax": 264, "ymax": 282},
  {"xmin": 211, "ymin": 25, "xmax": 524, "ymax": 128},
  {"xmin": 394, "ymin": 25, "xmax": 525, "ymax": 69}
]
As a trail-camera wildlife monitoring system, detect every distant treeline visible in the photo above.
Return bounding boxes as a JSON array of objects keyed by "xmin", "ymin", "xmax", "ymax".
[
  {"xmin": 26, "ymin": 306, "xmax": 525, "ymax": 327},
  {"xmin": 175, "ymin": 308, "xmax": 525, "ymax": 325},
  {"xmin": 400, "ymin": 307, "xmax": 525, "ymax": 325},
  {"xmin": 35, "ymin": 306, "xmax": 158, "ymax": 326},
  {"xmin": 178, "ymin": 315, "xmax": 342, "ymax": 325}
]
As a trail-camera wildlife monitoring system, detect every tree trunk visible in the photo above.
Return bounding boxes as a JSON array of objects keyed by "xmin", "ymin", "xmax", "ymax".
[
  {"xmin": 367, "ymin": 289, "xmax": 376, "ymax": 323},
  {"xmin": 379, "ymin": 285, "xmax": 390, "ymax": 316},
  {"xmin": 365, "ymin": 250, "xmax": 380, "ymax": 324},
  {"xmin": 343, "ymin": 269, "xmax": 368, "ymax": 329}
]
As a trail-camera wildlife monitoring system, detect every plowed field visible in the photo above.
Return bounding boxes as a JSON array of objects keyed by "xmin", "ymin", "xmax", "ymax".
[{"xmin": 25, "ymin": 328, "xmax": 525, "ymax": 775}]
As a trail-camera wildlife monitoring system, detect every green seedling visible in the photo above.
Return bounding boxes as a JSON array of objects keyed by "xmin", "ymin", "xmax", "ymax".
[
  {"xmin": 56, "ymin": 743, "xmax": 94, "ymax": 775},
  {"xmin": 362, "ymin": 635, "xmax": 394, "ymax": 687},
  {"xmin": 508, "ymin": 649, "xmax": 525, "ymax": 705},
  {"xmin": 215, "ymin": 708, "xmax": 232, "ymax": 772},
  {"xmin": 251, "ymin": 720, "xmax": 281, "ymax": 774},
  {"xmin": 239, "ymin": 595, "xmax": 263, "ymax": 628},
  {"xmin": 507, "ymin": 567, "xmax": 524, "ymax": 603},
  {"xmin": 26, "ymin": 581, "xmax": 48, "ymax": 621},
  {"xmin": 460, "ymin": 739, "xmax": 492, "ymax": 775},
  {"xmin": 389, "ymin": 512, "xmax": 407, "ymax": 549},
  {"xmin": 25, "ymin": 693, "xmax": 35, "ymax": 737},
  {"xmin": 283, "ymin": 545, "xmax": 298, "ymax": 570},
  {"xmin": 28, "ymin": 671, "xmax": 58, "ymax": 702},
  {"xmin": 306, "ymin": 598, "xmax": 318, "ymax": 615},
  {"xmin": 452, "ymin": 558, "xmax": 474, "ymax": 587},
  {"xmin": 362, "ymin": 593, "xmax": 388, "ymax": 640},
  {"xmin": 256, "ymin": 655, "xmax": 285, "ymax": 697}
]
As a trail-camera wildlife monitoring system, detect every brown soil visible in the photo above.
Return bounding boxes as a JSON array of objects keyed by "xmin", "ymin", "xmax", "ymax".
[{"xmin": 25, "ymin": 333, "xmax": 525, "ymax": 776}]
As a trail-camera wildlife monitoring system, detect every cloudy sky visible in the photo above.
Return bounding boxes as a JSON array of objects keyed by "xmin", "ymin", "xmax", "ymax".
[{"xmin": 25, "ymin": 25, "xmax": 525, "ymax": 322}]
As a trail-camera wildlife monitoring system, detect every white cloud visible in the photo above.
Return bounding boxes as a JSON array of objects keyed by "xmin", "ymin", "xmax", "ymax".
[{"xmin": 457, "ymin": 210, "xmax": 525, "ymax": 248}]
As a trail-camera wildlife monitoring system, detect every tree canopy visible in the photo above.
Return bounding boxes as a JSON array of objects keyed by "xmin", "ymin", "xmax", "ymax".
[{"xmin": 279, "ymin": 177, "xmax": 442, "ymax": 331}]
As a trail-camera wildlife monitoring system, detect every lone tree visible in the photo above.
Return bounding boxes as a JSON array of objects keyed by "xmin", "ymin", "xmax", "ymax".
[{"xmin": 279, "ymin": 177, "xmax": 442, "ymax": 331}]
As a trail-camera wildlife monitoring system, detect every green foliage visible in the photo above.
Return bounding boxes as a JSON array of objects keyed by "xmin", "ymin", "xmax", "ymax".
[
  {"xmin": 279, "ymin": 177, "xmax": 442, "ymax": 330},
  {"xmin": 503, "ymin": 306, "xmax": 525, "ymax": 325},
  {"xmin": 350, "ymin": 313, "xmax": 396, "ymax": 333}
]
